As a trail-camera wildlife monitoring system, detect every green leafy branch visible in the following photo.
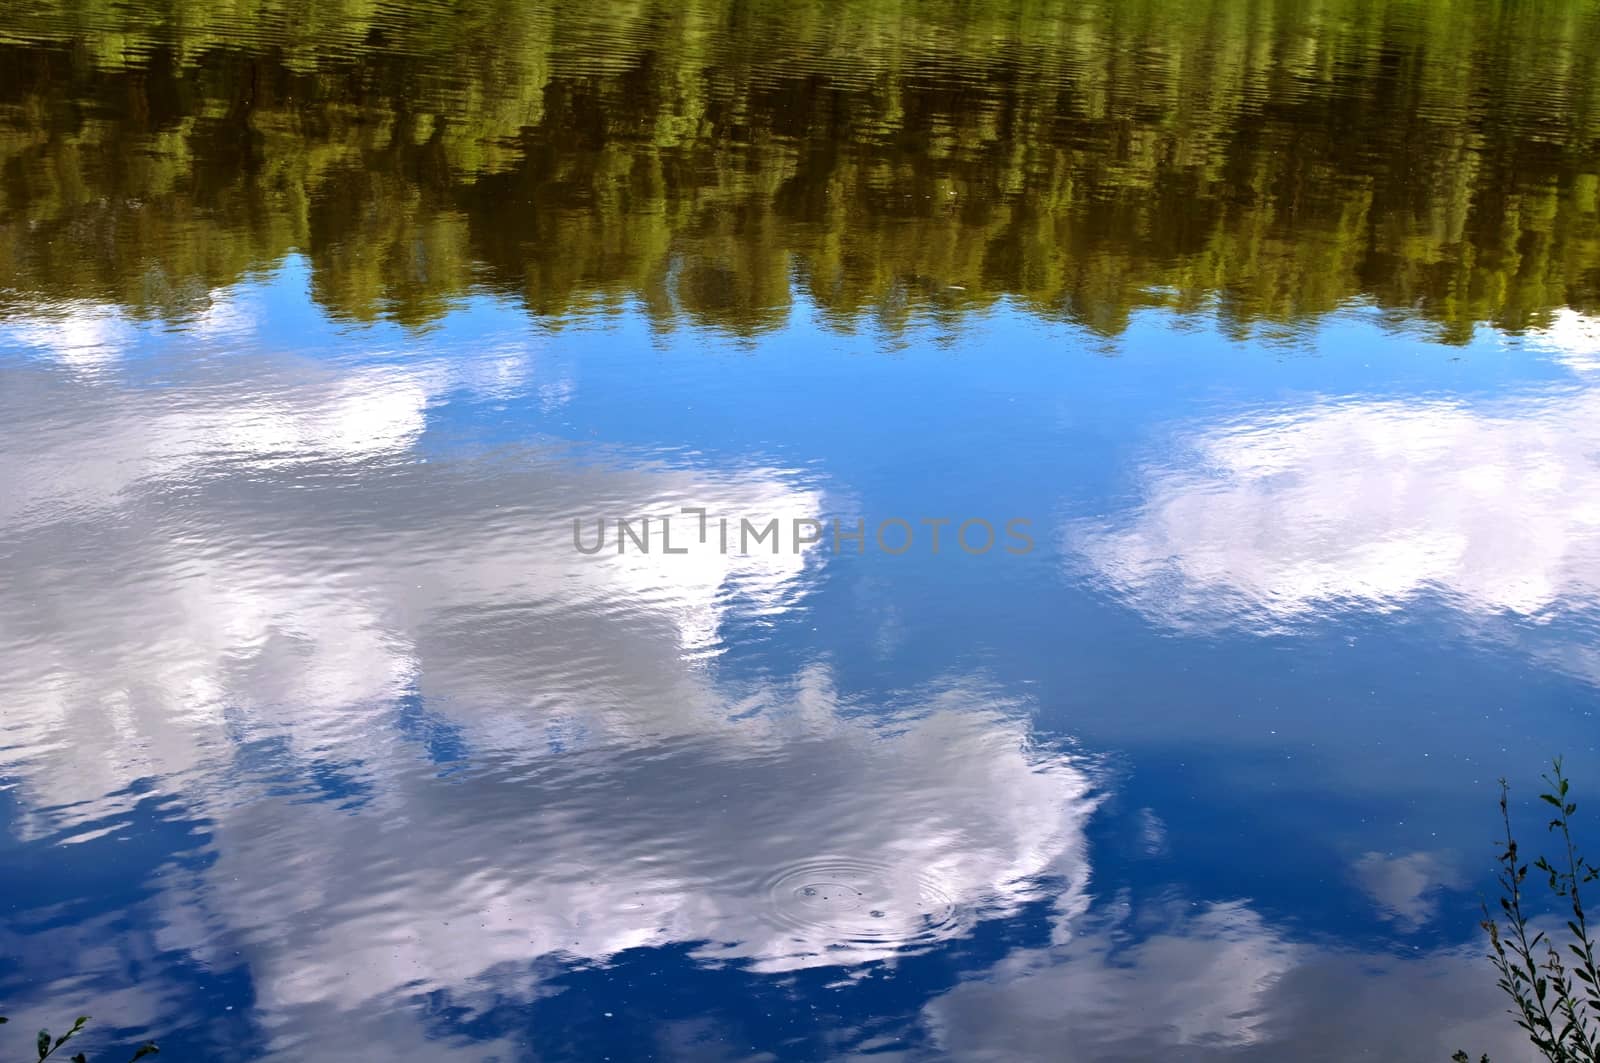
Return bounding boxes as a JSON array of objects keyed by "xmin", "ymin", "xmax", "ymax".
[
  {"xmin": 0, "ymin": 1015, "xmax": 157, "ymax": 1063},
  {"xmin": 1457, "ymin": 758, "xmax": 1600, "ymax": 1063}
]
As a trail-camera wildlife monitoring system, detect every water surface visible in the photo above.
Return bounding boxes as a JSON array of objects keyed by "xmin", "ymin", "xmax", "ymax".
[{"xmin": 2, "ymin": 1, "xmax": 1599, "ymax": 1059}]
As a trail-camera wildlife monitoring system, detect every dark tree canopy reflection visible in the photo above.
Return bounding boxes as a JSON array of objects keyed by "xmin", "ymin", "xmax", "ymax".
[{"xmin": 2, "ymin": 0, "xmax": 1598, "ymax": 339}]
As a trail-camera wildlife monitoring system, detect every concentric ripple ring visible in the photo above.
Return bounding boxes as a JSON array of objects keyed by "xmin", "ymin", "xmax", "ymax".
[{"xmin": 762, "ymin": 857, "xmax": 967, "ymax": 953}]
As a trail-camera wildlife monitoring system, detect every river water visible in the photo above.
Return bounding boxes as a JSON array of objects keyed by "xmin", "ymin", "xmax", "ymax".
[{"xmin": 2, "ymin": 1, "xmax": 1598, "ymax": 1059}]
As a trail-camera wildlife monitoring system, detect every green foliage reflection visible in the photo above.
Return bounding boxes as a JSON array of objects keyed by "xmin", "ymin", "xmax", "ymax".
[{"xmin": 1, "ymin": 0, "xmax": 1597, "ymax": 338}]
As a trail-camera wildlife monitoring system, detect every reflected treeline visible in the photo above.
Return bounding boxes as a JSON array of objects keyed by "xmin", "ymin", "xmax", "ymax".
[{"xmin": 2, "ymin": 0, "xmax": 1599, "ymax": 338}]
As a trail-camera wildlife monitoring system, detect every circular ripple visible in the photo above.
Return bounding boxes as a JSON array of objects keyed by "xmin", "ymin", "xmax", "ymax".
[{"xmin": 763, "ymin": 858, "xmax": 966, "ymax": 952}]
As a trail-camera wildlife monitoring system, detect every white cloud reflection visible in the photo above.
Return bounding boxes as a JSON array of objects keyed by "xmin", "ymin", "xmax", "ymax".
[
  {"xmin": 1352, "ymin": 850, "xmax": 1462, "ymax": 929},
  {"xmin": 917, "ymin": 896, "xmax": 1529, "ymax": 1063},
  {"xmin": 1078, "ymin": 385, "xmax": 1600, "ymax": 631},
  {"xmin": 1526, "ymin": 308, "xmax": 1600, "ymax": 374},
  {"xmin": 0, "ymin": 300, "xmax": 141, "ymax": 369},
  {"xmin": 0, "ymin": 296, "xmax": 1099, "ymax": 1060},
  {"xmin": 186, "ymin": 686, "xmax": 1094, "ymax": 1013}
]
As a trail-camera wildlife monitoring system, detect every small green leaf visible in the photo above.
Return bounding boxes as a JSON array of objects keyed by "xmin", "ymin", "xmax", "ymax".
[{"xmin": 40, "ymin": 1029, "xmax": 52, "ymax": 1060}]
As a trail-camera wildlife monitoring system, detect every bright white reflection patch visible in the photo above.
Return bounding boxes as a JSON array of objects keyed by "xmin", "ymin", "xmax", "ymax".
[
  {"xmin": 0, "ymin": 301, "xmax": 140, "ymax": 368},
  {"xmin": 1078, "ymin": 388, "xmax": 1600, "ymax": 629},
  {"xmin": 1525, "ymin": 308, "xmax": 1600, "ymax": 374},
  {"xmin": 185, "ymin": 683, "xmax": 1096, "ymax": 1020}
]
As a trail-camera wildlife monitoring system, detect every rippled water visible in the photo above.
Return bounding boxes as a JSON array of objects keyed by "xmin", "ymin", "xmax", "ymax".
[{"xmin": 1, "ymin": 0, "xmax": 1599, "ymax": 1059}]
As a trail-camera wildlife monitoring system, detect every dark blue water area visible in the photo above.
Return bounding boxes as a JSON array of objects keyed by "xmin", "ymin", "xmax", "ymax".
[{"xmin": 0, "ymin": 781, "xmax": 264, "ymax": 1058}]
